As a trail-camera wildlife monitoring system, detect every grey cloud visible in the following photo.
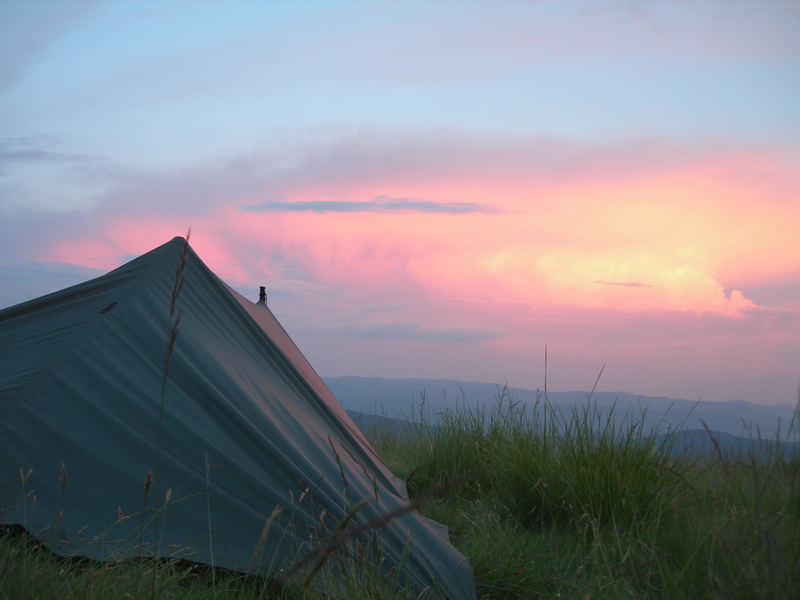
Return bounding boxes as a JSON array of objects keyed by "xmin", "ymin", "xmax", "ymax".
[
  {"xmin": 241, "ymin": 194, "xmax": 503, "ymax": 215},
  {"xmin": 0, "ymin": 208, "xmax": 97, "ymax": 259},
  {"xmin": 314, "ymin": 321, "xmax": 504, "ymax": 344},
  {"xmin": 529, "ymin": 303, "xmax": 800, "ymax": 345},
  {"xmin": 734, "ymin": 278, "xmax": 800, "ymax": 307},
  {"xmin": 0, "ymin": 136, "xmax": 106, "ymax": 178},
  {"xmin": 0, "ymin": 148, "xmax": 96, "ymax": 166},
  {"xmin": 4, "ymin": 128, "xmax": 744, "ymax": 221},
  {"xmin": 1, "ymin": 128, "xmax": 767, "ymax": 247}
]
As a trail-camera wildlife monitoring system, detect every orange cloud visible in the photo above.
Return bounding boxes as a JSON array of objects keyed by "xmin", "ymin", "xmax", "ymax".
[{"xmin": 43, "ymin": 142, "xmax": 799, "ymax": 322}]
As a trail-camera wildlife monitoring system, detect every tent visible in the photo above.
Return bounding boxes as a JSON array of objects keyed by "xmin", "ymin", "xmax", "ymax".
[{"xmin": 0, "ymin": 237, "xmax": 475, "ymax": 599}]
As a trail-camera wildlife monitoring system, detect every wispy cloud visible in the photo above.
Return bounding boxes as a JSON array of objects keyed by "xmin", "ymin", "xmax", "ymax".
[
  {"xmin": 241, "ymin": 194, "xmax": 503, "ymax": 215},
  {"xmin": 0, "ymin": 148, "xmax": 96, "ymax": 166},
  {"xmin": 0, "ymin": 136, "xmax": 99, "ymax": 170}
]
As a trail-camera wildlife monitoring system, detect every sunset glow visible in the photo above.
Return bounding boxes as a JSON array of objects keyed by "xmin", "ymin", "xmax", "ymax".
[{"xmin": 2, "ymin": 1, "xmax": 799, "ymax": 405}]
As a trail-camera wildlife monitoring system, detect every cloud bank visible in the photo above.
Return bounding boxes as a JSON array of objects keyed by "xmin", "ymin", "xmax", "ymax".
[{"xmin": 2, "ymin": 130, "xmax": 798, "ymax": 404}]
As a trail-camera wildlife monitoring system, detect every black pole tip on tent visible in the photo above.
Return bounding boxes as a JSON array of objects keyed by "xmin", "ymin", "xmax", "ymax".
[{"xmin": 258, "ymin": 286, "xmax": 267, "ymax": 305}]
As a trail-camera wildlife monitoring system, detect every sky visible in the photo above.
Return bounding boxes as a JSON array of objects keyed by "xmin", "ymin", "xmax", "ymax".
[{"xmin": 1, "ymin": 1, "xmax": 799, "ymax": 406}]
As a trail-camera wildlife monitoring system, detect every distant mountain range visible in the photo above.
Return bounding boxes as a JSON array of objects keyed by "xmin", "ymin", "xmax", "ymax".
[
  {"xmin": 344, "ymin": 406, "xmax": 800, "ymax": 459},
  {"xmin": 327, "ymin": 376, "xmax": 800, "ymax": 445},
  {"xmin": 656, "ymin": 429, "xmax": 800, "ymax": 458}
]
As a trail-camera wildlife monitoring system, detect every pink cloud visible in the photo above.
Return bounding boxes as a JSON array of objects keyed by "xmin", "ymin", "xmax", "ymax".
[
  {"xmin": 35, "ymin": 135, "xmax": 799, "ymax": 317},
  {"xmin": 10, "ymin": 133, "xmax": 798, "ymax": 404}
]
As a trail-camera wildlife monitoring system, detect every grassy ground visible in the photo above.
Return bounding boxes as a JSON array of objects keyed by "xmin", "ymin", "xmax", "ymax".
[
  {"xmin": 372, "ymin": 389, "xmax": 800, "ymax": 599},
  {"xmin": 2, "ymin": 389, "xmax": 798, "ymax": 599}
]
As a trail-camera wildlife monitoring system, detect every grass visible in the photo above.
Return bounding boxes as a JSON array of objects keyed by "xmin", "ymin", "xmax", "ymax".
[
  {"xmin": 3, "ymin": 387, "xmax": 798, "ymax": 599},
  {"xmin": 372, "ymin": 387, "xmax": 799, "ymax": 599},
  {"xmin": 0, "ymin": 521, "xmax": 426, "ymax": 600}
]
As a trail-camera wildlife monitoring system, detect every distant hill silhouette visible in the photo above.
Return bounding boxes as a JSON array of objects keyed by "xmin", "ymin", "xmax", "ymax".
[
  {"xmin": 344, "ymin": 408, "xmax": 800, "ymax": 460},
  {"xmin": 329, "ymin": 376, "xmax": 799, "ymax": 440},
  {"xmin": 658, "ymin": 429, "xmax": 800, "ymax": 459}
]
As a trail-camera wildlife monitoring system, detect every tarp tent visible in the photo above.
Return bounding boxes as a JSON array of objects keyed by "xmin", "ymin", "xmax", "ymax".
[{"xmin": 0, "ymin": 237, "xmax": 475, "ymax": 599}]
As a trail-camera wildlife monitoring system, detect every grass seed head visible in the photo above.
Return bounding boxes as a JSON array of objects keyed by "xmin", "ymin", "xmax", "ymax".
[{"xmin": 143, "ymin": 470, "xmax": 152, "ymax": 497}]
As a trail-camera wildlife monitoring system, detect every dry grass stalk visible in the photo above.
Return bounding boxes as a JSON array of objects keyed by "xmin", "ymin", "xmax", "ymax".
[{"xmin": 249, "ymin": 505, "xmax": 284, "ymax": 572}]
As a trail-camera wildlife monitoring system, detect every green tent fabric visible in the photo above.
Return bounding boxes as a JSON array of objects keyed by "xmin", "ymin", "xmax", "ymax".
[{"xmin": 0, "ymin": 237, "xmax": 475, "ymax": 599}]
